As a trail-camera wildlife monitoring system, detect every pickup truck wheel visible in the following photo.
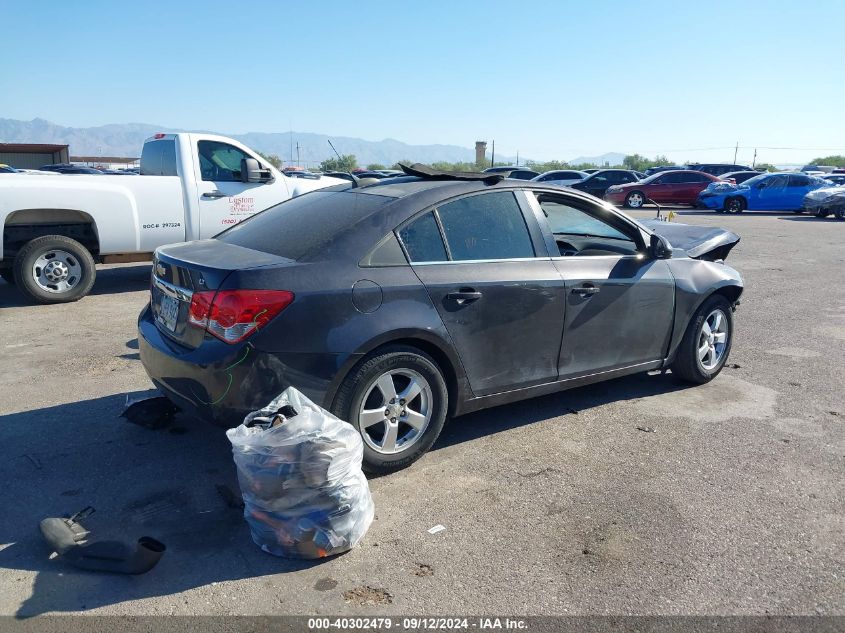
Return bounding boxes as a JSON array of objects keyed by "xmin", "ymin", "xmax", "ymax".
[
  {"xmin": 0, "ymin": 269, "xmax": 14, "ymax": 285},
  {"xmin": 13, "ymin": 235, "xmax": 96, "ymax": 304},
  {"xmin": 671, "ymin": 294, "xmax": 733, "ymax": 384}
]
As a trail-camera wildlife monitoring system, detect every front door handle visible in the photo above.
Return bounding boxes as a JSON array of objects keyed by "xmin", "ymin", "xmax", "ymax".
[
  {"xmin": 572, "ymin": 284, "xmax": 600, "ymax": 297},
  {"xmin": 201, "ymin": 190, "xmax": 227, "ymax": 199},
  {"xmin": 446, "ymin": 289, "xmax": 483, "ymax": 304}
]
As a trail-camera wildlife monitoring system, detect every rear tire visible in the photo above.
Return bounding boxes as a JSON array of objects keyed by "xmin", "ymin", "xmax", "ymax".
[
  {"xmin": 625, "ymin": 191, "xmax": 646, "ymax": 209},
  {"xmin": 332, "ymin": 345, "xmax": 449, "ymax": 474},
  {"xmin": 671, "ymin": 294, "xmax": 733, "ymax": 384},
  {"xmin": 814, "ymin": 208, "xmax": 830, "ymax": 218},
  {"xmin": 13, "ymin": 235, "xmax": 96, "ymax": 304}
]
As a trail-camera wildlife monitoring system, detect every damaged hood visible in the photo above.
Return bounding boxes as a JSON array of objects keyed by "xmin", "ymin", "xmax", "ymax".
[
  {"xmin": 640, "ymin": 219, "xmax": 740, "ymax": 261},
  {"xmin": 803, "ymin": 186, "xmax": 845, "ymax": 209}
]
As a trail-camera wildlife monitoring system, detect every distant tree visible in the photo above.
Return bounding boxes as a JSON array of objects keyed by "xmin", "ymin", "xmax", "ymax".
[
  {"xmin": 623, "ymin": 154, "xmax": 670, "ymax": 172},
  {"xmin": 526, "ymin": 159, "xmax": 570, "ymax": 173},
  {"xmin": 809, "ymin": 155, "xmax": 845, "ymax": 167},
  {"xmin": 319, "ymin": 154, "xmax": 358, "ymax": 172},
  {"xmin": 753, "ymin": 163, "xmax": 778, "ymax": 172},
  {"xmin": 391, "ymin": 160, "xmax": 413, "ymax": 170},
  {"xmin": 256, "ymin": 151, "xmax": 283, "ymax": 169},
  {"xmin": 430, "ymin": 160, "xmax": 479, "ymax": 172},
  {"xmin": 366, "ymin": 163, "xmax": 387, "ymax": 171}
]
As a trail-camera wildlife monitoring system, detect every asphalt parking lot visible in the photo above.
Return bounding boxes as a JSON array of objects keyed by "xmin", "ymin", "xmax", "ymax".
[{"xmin": 0, "ymin": 208, "xmax": 842, "ymax": 618}]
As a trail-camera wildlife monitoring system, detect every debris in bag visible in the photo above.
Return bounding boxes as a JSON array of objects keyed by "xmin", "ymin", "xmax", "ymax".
[
  {"xmin": 121, "ymin": 392, "xmax": 177, "ymax": 430},
  {"xmin": 226, "ymin": 387, "xmax": 375, "ymax": 559}
]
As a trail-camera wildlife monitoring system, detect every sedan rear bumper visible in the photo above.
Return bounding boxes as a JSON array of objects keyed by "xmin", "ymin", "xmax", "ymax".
[{"xmin": 137, "ymin": 304, "xmax": 348, "ymax": 427}]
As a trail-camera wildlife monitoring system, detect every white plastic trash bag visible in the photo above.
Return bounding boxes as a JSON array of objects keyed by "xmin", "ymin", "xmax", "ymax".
[{"xmin": 226, "ymin": 387, "xmax": 374, "ymax": 559}]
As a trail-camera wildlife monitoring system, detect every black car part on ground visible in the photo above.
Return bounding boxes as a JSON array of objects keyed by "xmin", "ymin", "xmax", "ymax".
[{"xmin": 40, "ymin": 507, "xmax": 166, "ymax": 574}]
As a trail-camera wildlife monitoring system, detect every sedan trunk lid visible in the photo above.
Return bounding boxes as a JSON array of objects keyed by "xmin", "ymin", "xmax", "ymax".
[{"xmin": 151, "ymin": 240, "xmax": 295, "ymax": 349}]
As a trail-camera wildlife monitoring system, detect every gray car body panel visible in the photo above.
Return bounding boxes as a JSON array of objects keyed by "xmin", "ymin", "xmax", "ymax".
[{"xmin": 139, "ymin": 178, "xmax": 744, "ymax": 424}]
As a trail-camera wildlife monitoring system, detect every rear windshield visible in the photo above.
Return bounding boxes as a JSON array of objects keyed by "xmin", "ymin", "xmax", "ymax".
[{"xmin": 215, "ymin": 191, "xmax": 392, "ymax": 260}]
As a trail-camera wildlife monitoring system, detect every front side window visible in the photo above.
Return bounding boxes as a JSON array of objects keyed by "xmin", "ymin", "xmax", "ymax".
[
  {"xmin": 437, "ymin": 192, "xmax": 535, "ymax": 261},
  {"xmin": 198, "ymin": 140, "xmax": 250, "ymax": 182},
  {"xmin": 538, "ymin": 196, "xmax": 631, "ymax": 242}
]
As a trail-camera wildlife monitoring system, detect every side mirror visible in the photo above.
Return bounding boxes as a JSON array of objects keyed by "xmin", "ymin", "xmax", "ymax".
[
  {"xmin": 650, "ymin": 233, "xmax": 673, "ymax": 259},
  {"xmin": 240, "ymin": 158, "xmax": 273, "ymax": 183}
]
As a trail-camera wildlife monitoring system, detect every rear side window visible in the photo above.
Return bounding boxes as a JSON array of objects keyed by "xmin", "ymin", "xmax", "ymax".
[
  {"xmin": 140, "ymin": 140, "xmax": 178, "ymax": 176},
  {"xmin": 398, "ymin": 212, "xmax": 448, "ymax": 262},
  {"xmin": 787, "ymin": 175, "xmax": 810, "ymax": 187},
  {"xmin": 216, "ymin": 191, "xmax": 392, "ymax": 260},
  {"xmin": 437, "ymin": 192, "xmax": 535, "ymax": 261}
]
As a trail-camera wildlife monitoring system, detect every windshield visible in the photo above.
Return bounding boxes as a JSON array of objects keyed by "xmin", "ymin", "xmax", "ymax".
[{"xmin": 740, "ymin": 173, "xmax": 769, "ymax": 187}]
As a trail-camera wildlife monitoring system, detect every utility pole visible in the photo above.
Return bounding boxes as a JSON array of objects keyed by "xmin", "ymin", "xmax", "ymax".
[
  {"xmin": 752, "ymin": 148, "xmax": 757, "ymax": 168},
  {"xmin": 733, "ymin": 141, "xmax": 739, "ymax": 164},
  {"xmin": 516, "ymin": 150, "xmax": 519, "ymax": 167},
  {"xmin": 491, "ymin": 140, "xmax": 495, "ymax": 168},
  {"xmin": 296, "ymin": 142, "xmax": 301, "ymax": 167}
]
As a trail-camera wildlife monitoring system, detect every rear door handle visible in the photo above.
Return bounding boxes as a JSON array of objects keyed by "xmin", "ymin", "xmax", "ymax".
[
  {"xmin": 572, "ymin": 284, "xmax": 600, "ymax": 296},
  {"xmin": 201, "ymin": 190, "xmax": 227, "ymax": 199},
  {"xmin": 446, "ymin": 289, "xmax": 483, "ymax": 304}
]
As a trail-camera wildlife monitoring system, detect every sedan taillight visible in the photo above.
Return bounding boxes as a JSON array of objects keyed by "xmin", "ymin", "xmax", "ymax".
[{"xmin": 188, "ymin": 289, "xmax": 294, "ymax": 344}]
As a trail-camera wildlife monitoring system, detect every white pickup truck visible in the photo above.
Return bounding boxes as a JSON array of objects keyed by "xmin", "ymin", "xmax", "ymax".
[{"xmin": 0, "ymin": 133, "xmax": 346, "ymax": 303}]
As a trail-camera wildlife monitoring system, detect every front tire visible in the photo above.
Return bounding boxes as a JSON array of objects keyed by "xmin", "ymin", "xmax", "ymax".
[
  {"xmin": 13, "ymin": 235, "xmax": 96, "ymax": 304},
  {"xmin": 814, "ymin": 208, "xmax": 830, "ymax": 218},
  {"xmin": 671, "ymin": 294, "xmax": 733, "ymax": 384},
  {"xmin": 332, "ymin": 345, "xmax": 449, "ymax": 474},
  {"xmin": 725, "ymin": 197, "xmax": 746, "ymax": 213},
  {"xmin": 625, "ymin": 191, "xmax": 646, "ymax": 209}
]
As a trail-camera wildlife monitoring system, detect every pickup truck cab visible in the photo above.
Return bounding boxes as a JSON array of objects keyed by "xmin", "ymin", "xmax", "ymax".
[{"xmin": 0, "ymin": 133, "xmax": 345, "ymax": 303}]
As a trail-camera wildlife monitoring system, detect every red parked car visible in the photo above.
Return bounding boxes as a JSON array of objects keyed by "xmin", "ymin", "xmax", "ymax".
[{"xmin": 604, "ymin": 170, "xmax": 721, "ymax": 208}]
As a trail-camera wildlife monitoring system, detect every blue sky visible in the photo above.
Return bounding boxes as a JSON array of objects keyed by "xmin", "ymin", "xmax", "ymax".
[{"xmin": 2, "ymin": 0, "xmax": 843, "ymax": 164}]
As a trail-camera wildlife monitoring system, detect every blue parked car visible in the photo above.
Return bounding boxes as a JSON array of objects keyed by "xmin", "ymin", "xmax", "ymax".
[{"xmin": 697, "ymin": 172, "xmax": 829, "ymax": 213}]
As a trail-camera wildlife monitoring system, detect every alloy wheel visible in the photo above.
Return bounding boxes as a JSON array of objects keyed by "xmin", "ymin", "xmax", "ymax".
[
  {"xmin": 357, "ymin": 369, "xmax": 433, "ymax": 455},
  {"xmin": 697, "ymin": 309, "xmax": 729, "ymax": 371}
]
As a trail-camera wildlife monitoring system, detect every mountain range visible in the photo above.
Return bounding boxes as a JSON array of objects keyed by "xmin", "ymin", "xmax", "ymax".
[{"xmin": 0, "ymin": 118, "xmax": 529, "ymax": 167}]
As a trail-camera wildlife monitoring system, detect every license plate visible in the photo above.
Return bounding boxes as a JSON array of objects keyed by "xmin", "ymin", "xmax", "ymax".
[{"xmin": 158, "ymin": 294, "xmax": 180, "ymax": 332}]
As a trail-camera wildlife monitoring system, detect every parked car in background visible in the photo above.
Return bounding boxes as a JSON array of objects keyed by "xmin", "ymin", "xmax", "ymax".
[
  {"xmin": 568, "ymin": 169, "xmax": 642, "ymax": 199},
  {"xmin": 721, "ymin": 171, "xmax": 763, "ymax": 185},
  {"xmin": 643, "ymin": 165, "xmax": 686, "ymax": 176},
  {"xmin": 139, "ymin": 167, "xmax": 743, "ymax": 473},
  {"xmin": 801, "ymin": 164, "xmax": 835, "ymax": 174},
  {"xmin": 0, "ymin": 164, "xmax": 19, "ymax": 173},
  {"xmin": 821, "ymin": 174, "xmax": 845, "ymax": 186},
  {"xmin": 697, "ymin": 172, "xmax": 829, "ymax": 213},
  {"xmin": 687, "ymin": 163, "xmax": 753, "ymax": 177},
  {"xmin": 483, "ymin": 166, "xmax": 540, "ymax": 180},
  {"xmin": 39, "ymin": 164, "xmax": 105, "ymax": 174},
  {"xmin": 605, "ymin": 170, "xmax": 720, "ymax": 208},
  {"xmin": 802, "ymin": 186, "xmax": 845, "ymax": 219},
  {"xmin": 531, "ymin": 170, "xmax": 590, "ymax": 186}
]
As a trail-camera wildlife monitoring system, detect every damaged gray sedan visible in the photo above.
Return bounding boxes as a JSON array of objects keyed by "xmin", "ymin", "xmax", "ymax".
[
  {"xmin": 803, "ymin": 186, "xmax": 845, "ymax": 219},
  {"xmin": 139, "ymin": 165, "xmax": 743, "ymax": 473}
]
